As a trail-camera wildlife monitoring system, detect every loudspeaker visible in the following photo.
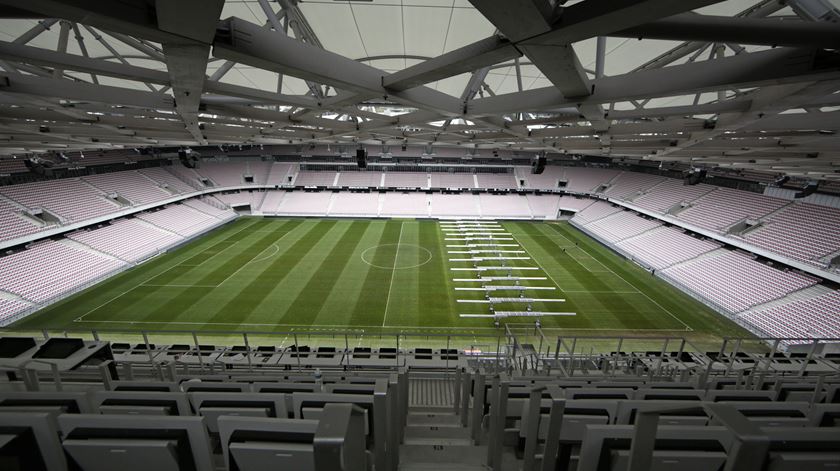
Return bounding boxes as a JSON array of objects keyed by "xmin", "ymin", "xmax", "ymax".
[
  {"xmin": 684, "ymin": 169, "xmax": 706, "ymax": 185},
  {"xmin": 531, "ymin": 154, "xmax": 546, "ymax": 174},
  {"xmin": 179, "ymin": 150, "xmax": 199, "ymax": 168},
  {"xmin": 356, "ymin": 148, "xmax": 367, "ymax": 169},
  {"xmin": 794, "ymin": 181, "xmax": 818, "ymax": 199}
]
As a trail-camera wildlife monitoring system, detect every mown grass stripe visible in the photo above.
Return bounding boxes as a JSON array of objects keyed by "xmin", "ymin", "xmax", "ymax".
[
  {"xmin": 277, "ymin": 220, "xmax": 371, "ymax": 326},
  {"xmin": 203, "ymin": 219, "xmax": 337, "ymax": 327}
]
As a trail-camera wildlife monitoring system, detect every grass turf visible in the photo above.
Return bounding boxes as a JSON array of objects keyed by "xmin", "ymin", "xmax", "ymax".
[{"xmin": 10, "ymin": 218, "xmax": 751, "ymax": 346}]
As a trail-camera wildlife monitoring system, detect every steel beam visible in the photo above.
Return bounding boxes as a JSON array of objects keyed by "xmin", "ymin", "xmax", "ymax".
[
  {"xmin": 469, "ymin": 47, "xmax": 840, "ymax": 115},
  {"xmin": 383, "ymin": 36, "xmax": 519, "ymax": 92},
  {"xmin": 613, "ymin": 14, "xmax": 840, "ymax": 48}
]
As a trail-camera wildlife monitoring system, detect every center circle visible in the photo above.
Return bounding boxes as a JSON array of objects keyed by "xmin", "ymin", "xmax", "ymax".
[{"xmin": 360, "ymin": 243, "xmax": 433, "ymax": 270}]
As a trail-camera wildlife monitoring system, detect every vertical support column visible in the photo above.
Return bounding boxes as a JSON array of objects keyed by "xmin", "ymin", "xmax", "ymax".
[
  {"xmin": 471, "ymin": 372, "xmax": 486, "ymax": 443},
  {"xmin": 454, "ymin": 367, "xmax": 462, "ymax": 414},
  {"xmin": 372, "ymin": 379, "xmax": 389, "ymax": 471},
  {"xmin": 243, "ymin": 332, "xmax": 253, "ymax": 373},
  {"xmin": 540, "ymin": 391, "xmax": 565, "ymax": 471},
  {"xmin": 488, "ymin": 381, "xmax": 508, "ymax": 471},
  {"xmin": 192, "ymin": 332, "xmax": 204, "ymax": 372},
  {"xmin": 460, "ymin": 370, "xmax": 471, "ymax": 427},
  {"xmin": 522, "ymin": 386, "xmax": 546, "ymax": 471}
]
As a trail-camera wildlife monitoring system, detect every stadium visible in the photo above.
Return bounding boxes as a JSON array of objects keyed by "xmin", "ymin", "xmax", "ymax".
[{"xmin": 0, "ymin": 0, "xmax": 838, "ymax": 470}]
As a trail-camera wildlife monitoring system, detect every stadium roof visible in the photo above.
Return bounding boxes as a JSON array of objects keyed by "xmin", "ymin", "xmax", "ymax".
[{"xmin": 0, "ymin": 0, "xmax": 839, "ymax": 180}]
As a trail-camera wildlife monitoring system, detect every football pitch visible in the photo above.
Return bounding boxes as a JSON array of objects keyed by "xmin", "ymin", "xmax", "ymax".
[{"xmin": 11, "ymin": 217, "xmax": 750, "ymax": 345}]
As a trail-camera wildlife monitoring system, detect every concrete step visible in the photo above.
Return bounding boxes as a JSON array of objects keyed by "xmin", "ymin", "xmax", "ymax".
[
  {"xmin": 407, "ymin": 412, "xmax": 462, "ymax": 426},
  {"xmin": 404, "ymin": 424, "xmax": 471, "ymax": 443},
  {"xmin": 409, "ymin": 405, "xmax": 456, "ymax": 414},
  {"xmin": 400, "ymin": 444, "xmax": 487, "ymax": 466}
]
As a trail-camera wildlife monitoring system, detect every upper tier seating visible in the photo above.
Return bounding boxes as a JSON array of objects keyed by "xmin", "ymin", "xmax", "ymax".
[
  {"xmin": 518, "ymin": 166, "xmax": 564, "ymax": 190},
  {"xmin": 383, "ymin": 172, "xmax": 428, "ymax": 188},
  {"xmin": 743, "ymin": 203, "xmax": 840, "ymax": 265},
  {"xmin": 616, "ymin": 227, "xmax": 721, "ymax": 270},
  {"xmin": 0, "ymin": 197, "xmax": 42, "ymax": 243},
  {"xmin": 429, "ymin": 173, "xmax": 475, "ymax": 189},
  {"xmin": 139, "ymin": 167, "xmax": 196, "ymax": 194},
  {"xmin": 0, "ymin": 178, "xmax": 118, "ymax": 223},
  {"xmin": 563, "ymin": 167, "xmax": 619, "ymax": 193},
  {"xmin": 83, "ymin": 171, "xmax": 172, "ymax": 205},
  {"xmin": 677, "ymin": 188, "xmax": 789, "ymax": 232},
  {"xmin": 601, "ymin": 171, "xmax": 666, "ymax": 200},
  {"xmin": 476, "ymin": 173, "xmax": 517, "ymax": 189},
  {"xmin": 266, "ymin": 163, "xmax": 295, "ymax": 185},
  {"xmin": 194, "ymin": 161, "xmax": 251, "ymax": 187},
  {"xmin": 632, "ymin": 179, "xmax": 716, "ymax": 213},
  {"xmin": 295, "ymin": 171, "xmax": 337, "ymax": 186},
  {"xmin": 337, "ymin": 171, "xmax": 382, "ymax": 187},
  {"xmin": 661, "ymin": 250, "xmax": 818, "ymax": 312}
]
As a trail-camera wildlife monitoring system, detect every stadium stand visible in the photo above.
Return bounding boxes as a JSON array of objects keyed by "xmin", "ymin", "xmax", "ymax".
[
  {"xmin": 0, "ymin": 178, "xmax": 119, "ymax": 223},
  {"xmin": 0, "ymin": 331, "xmax": 838, "ymax": 471},
  {"xmin": 740, "ymin": 289, "xmax": 840, "ymax": 341},
  {"xmin": 83, "ymin": 171, "xmax": 173, "ymax": 205},
  {"xmin": 526, "ymin": 194, "xmax": 562, "ymax": 219},
  {"xmin": 258, "ymin": 190, "xmax": 286, "ymax": 214},
  {"xmin": 329, "ymin": 192, "xmax": 380, "ymax": 216},
  {"xmin": 660, "ymin": 250, "xmax": 819, "ymax": 313},
  {"xmin": 383, "ymin": 171, "xmax": 428, "ymax": 188},
  {"xmin": 632, "ymin": 179, "xmax": 716, "ymax": 213},
  {"xmin": 570, "ymin": 200, "xmax": 622, "ymax": 224},
  {"xmin": 380, "ymin": 193, "xmax": 429, "ymax": 217},
  {"xmin": 478, "ymin": 193, "xmax": 531, "ymax": 218},
  {"xmin": 139, "ymin": 167, "xmax": 197, "ymax": 194},
  {"xmin": 600, "ymin": 171, "xmax": 665, "ymax": 200},
  {"xmin": 295, "ymin": 171, "xmax": 338, "ymax": 186},
  {"xmin": 429, "ymin": 173, "xmax": 476, "ymax": 189},
  {"xmin": 743, "ymin": 203, "xmax": 840, "ymax": 266},
  {"xmin": 137, "ymin": 203, "xmax": 232, "ymax": 238},
  {"xmin": 0, "ymin": 196, "xmax": 43, "ymax": 242},
  {"xmin": 676, "ymin": 187, "xmax": 790, "ymax": 232},
  {"xmin": 475, "ymin": 172, "xmax": 517, "ymax": 189},
  {"xmin": 276, "ymin": 191, "xmax": 333, "ymax": 215},
  {"xmin": 337, "ymin": 171, "xmax": 383, "ymax": 187},
  {"xmin": 615, "ymin": 227, "xmax": 721, "ymax": 270},
  {"xmin": 430, "ymin": 193, "xmax": 480, "ymax": 217},
  {"xmin": 0, "ymin": 240, "xmax": 125, "ymax": 303},
  {"xmin": 68, "ymin": 219, "xmax": 182, "ymax": 263},
  {"xmin": 584, "ymin": 211, "xmax": 662, "ymax": 243},
  {"xmin": 266, "ymin": 162, "xmax": 295, "ymax": 185}
]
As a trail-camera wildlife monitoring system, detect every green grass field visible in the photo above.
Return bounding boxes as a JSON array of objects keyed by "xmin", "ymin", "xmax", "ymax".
[{"xmin": 10, "ymin": 217, "xmax": 750, "ymax": 348}]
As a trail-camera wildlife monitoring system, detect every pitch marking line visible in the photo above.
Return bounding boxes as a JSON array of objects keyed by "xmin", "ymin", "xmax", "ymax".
[
  {"xmin": 74, "ymin": 221, "xmax": 260, "ymax": 322},
  {"xmin": 70, "ymin": 319, "xmax": 693, "ymax": 333},
  {"xmin": 215, "ymin": 229, "xmax": 295, "ymax": 287},
  {"xmin": 382, "ymin": 221, "xmax": 404, "ymax": 327},
  {"xmin": 547, "ymin": 223, "xmax": 693, "ymax": 332}
]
